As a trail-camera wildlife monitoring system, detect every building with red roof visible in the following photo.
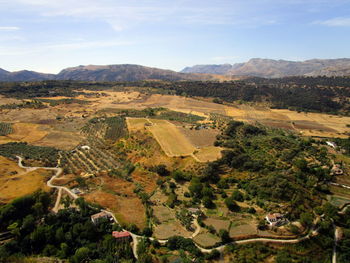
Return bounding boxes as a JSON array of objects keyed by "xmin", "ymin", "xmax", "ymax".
[{"xmin": 112, "ymin": 231, "xmax": 131, "ymax": 242}]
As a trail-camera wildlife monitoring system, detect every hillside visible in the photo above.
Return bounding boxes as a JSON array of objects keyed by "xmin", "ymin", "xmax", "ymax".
[
  {"xmin": 0, "ymin": 65, "xmax": 220, "ymax": 82},
  {"xmin": 55, "ymin": 64, "xmax": 221, "ymax": 81},
  {"xmin": 0, "ymin": 69, "xmax": 55, "ymax": 81},
  {"xmin": 182, "ymin": 58, "xmax": 350, "ymax": 78}
]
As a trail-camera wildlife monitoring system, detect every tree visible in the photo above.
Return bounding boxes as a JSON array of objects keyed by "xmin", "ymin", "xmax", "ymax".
[
  {"xmin": 189, "ymin": 178, "xmax": 203, "ymax": 198},
  {"xmin": 300, "ymin": 212, "xmax": 313, "ymax": 227},
  {"xmin": 62, "ymin": 195, "xmax": 72, "ymax": 209},
  {"xmin": 225, "ymin": 197, "xmax": 240, "ymax": 211},
  {"xmin": 152, "ymin": 164, "xmax": 169, "ymax": 176},
  {"xmin": 231, "ymin": 190, "xmax": 244, "ymax": 202},
  {"xmin": 219, "ymin": 229, "xmax": 230, "ymax": 243},
  {"xmin": 202, "ymin": 196, "xmax": 215, "ymax": 209},
  {"xmin": 72, "ymin": 247, "xmax": 90, "ymax": 263}
]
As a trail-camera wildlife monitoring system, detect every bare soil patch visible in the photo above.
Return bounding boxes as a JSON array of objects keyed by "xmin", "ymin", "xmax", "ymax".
[{"xmin": 177, "ymin": 127, "xmax": 219, "ymax": 148}]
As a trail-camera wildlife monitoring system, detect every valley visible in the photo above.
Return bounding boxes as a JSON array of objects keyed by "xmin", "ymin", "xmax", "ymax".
[{"xmin": 0, "ymin": 79, "xmax": 349, "ymax": 263}]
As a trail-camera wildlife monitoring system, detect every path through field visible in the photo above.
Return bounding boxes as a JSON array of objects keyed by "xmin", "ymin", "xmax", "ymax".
[{"xmin": 16, "ymin": 156, "xmax": 350, "ymax": 262}]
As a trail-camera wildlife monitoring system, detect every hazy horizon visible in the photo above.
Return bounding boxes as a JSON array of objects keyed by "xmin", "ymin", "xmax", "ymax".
[{"xmin": 1, "ymin": 0, "xmax": 350, "ymax": 74}]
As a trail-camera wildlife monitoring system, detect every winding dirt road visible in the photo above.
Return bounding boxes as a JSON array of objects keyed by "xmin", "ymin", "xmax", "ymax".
[{"xmin": 15, "ymin": 156, "xmax": 350, "ymax": 261}]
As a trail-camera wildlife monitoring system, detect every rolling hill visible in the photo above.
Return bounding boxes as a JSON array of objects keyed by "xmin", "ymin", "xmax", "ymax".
[
  {"xmin": 55, "ymin": 64, "xmax": 217, "ymax": 81},
  {"xmin": 1, "ymin": 58, "xmax": 350, "ymax": 82},
  {"xmin": 0, "ymin": 64, "xmax": 220, "ymax": 82}
]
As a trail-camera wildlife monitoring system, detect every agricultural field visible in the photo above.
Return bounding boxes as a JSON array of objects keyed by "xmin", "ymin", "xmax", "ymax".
[
  {"xmin": 152, "ymin": 205, "xmax": 192, "ymax": 240},
  {"xmin": 0, "ymin": 82, "xmax": 349, "ymax": 262},
  {"xmin": 0, "ymin": 156, "xmax": 53, "ymax": 204},
  {"xmin": 127, "ymin": 117, "xmax": 223, "ymax": 162},
  {"xmin": 147, "ymin": 119, "xmax": 196, "ymax": 157}
]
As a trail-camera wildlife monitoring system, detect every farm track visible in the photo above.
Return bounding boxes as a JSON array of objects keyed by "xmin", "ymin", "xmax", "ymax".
[{"xmin": 15, "ymin": 156, "xmax": 350, "ymax": 262}]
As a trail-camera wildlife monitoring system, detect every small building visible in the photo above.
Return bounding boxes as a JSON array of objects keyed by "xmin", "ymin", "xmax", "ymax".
[
  {"xmin": 188, "ymin": 208, "xmax": 202, "ymax": 217},
  {"xmin": 326, "ymin": 141, "xmax": 337, "ymax": 148},
  {"xmin": 265, "ymin": 213, "xmax": 286, "ymax": 227},
  {"xmin": 112, "ymin": 231, "xmax": 131, "ymax": 242},
  {"xmin": 71, "ymin": 188, "xmax": 82, "ymax": 195},
  {"xmin": 81, "ymin": 145, "xmax": 91, "ymax": 151},
  {"xmin": 91, "ymin": 211, "xmax": 112, "ymax": 225}
]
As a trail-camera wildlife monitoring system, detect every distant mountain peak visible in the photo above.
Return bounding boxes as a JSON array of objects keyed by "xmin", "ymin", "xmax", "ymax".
[{"xmin": 181, "ymin": 58, "xmax": 350, "ymax": 78}]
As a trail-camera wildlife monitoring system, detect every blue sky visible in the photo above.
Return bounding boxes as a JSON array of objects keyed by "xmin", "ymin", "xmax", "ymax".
[{"xmin": 0, "ymin": 0, "xmax": 350, "ymax": 73}]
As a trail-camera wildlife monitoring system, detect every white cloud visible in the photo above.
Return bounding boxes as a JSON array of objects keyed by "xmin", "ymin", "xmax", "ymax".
[
  {"xmin": 2, "ymin": 0, "xmax": 280, "ymax": 30},
  {"xmin": 314, "ymin": 17, "xmax": 350, "ymax": 26},
  {"xmin": 0, "ymin": 26, "xmax": 20, "ymax": 31}
]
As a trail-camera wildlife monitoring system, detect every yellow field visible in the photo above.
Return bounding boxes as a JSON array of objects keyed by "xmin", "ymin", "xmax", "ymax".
[
  {"xmin": 0, "ymin": 123, "xmax": 48, "ymax": 144},
  {"xmin": 127, "ymin": 118, "xmax": 223, "ymax": 162},
  {"xmin": 30, "ymin": 90, "xmax": 350, "ymax": 138},
  {"xmin": 193, "ymin": 146, "xmax": 223, "ymax": 162},
  {"xmin": 224, "ymin": 105, "xmax": 350, "ymax": 138},
  {"xmin": 126, "ymin": 117, "xmax": 149, "ymax": 132},
  {"xmin": 0, "ymin": 156, "xmax": 52, "ymax": 204},
  {"xmin": 147, "ymin": 119, "xmax": 196, "ymax": 157}
]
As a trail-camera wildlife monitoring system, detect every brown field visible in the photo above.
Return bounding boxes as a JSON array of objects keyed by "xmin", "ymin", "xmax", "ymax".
[
  {"xmin": 0, "ymin": 157, "xmax": 52, "ymax": 204},
  {"xmin": 87, "ymin": 91, "xmax": 349, "ymax": 138},
  {"xmin": 193, "ymin": 230, "xmax": 221, "ymax": 248},
  {"xmin": 126, "ymin": 117, "xmax": 149, "ymax": 132},
  {"xmin": 153, "ymin": 221, "xmax": 192, "ymax": 240},
  {"xmin": 193, "ymin": 146, "xmax": 223, "ymax": 162},
  {"xmin": 28, "ymin": 90, "xmax": 349, "ymax": 139},
  {"xmin": 127, "ymin": 118, "xmax": 223, "ymax": 162},
  {"xmin": 153, "ymin": 205, "xmax": 176, "ymax": 223},
  {"xmin": 229, "ymin": 223, "xmax": 258, "ymax": 237},
  {"xmin": 82, "ymin": 171, "xmax": 154, "ymax": 229},
  {"xmin": 177, "ymin": 127, "xmax": 219, "ymax": 148},
  {"xmin": 84, "ymin": 190, "xmax": 146, "ymax": 229},
  {"xmin": 0, "ymin": 123, "xmax": 48, "ymax": 144},
  {"xmin": 0, "ymin": 95, "xmax": 21, "ymax": 106},
  {"xmin": 147, "ymin": 119, "xmax": 196, "ymax": 157},
  {"xmin": 204, "ymin": 218, "xmax": 231, "ymax": 231}
]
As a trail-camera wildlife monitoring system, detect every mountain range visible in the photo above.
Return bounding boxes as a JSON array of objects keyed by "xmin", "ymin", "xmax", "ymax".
[
  {"xmin": 181, "ymin": 58, "xmax": 350, "ymax": 78},
  {"xmin": 1, "ymin": 58, "xmax": 350, "ymax": 82}
]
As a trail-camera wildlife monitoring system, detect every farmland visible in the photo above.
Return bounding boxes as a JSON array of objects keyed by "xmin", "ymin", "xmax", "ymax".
[
  {"xmin": 0, "ymin": 156, "xmax": 53, "ymax": 204},
  {"xmin": 0, "ymin": 80, "xmax": 349, "ymax": 262}
]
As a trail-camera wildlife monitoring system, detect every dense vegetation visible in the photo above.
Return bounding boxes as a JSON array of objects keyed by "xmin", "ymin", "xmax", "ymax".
[
  {"xmin": 337, "ymin": 208, "xmax": 350, "ymax": 262},
  {"xmin": 0, "ymin": 122, "xmax": 12, "ymax": 136},
  {"xmin": 1, "ymin": 76, "xmax": 349, "ymax": 114},
  {"xmin": 205, "ymin": 121, "xmax": 332, "ymax": 220},
  {"xmin": 0, "ymin": 142, "xmax": 59, "ymax": 166},
  {"xmin": 101, "ymin": 108, "xmax": 205, "ymax": 124},
  {"xmin": 37, "ymin": 98, "xmax": 89, "ymax": 106},
  {"xmin": 0, "ymin": 100, "xmax": 47, "ymax": 109},
  {"xmin": 139, "ymin": 80, "xmax": 349, "ymax": 114},
  {"xmin": 0, "ymin": 192, "xmax": 134, "ymax": 262},
  {"xmin": 82, "ymin": 116, "xmax": 127, "ymax": 141}
]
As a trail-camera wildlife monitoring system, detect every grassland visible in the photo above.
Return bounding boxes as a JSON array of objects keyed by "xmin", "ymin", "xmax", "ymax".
[{"xmin": 0, "ymin": 156, "xmax": 53, "ymax": 204}]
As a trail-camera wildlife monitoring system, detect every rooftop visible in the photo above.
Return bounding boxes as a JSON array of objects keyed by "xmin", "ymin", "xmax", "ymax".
[
  {"xmin": 112, "ymin": 231, "xmax": 131, "ymax": 238},
  {"xmin": 91, "ymin": 211, "xmax": 110, "ymax": 220}
]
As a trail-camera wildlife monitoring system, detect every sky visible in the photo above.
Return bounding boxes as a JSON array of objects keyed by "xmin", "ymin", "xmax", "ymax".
[{"xmin": 0, "ymin": 0, "xmax": 350, "ymax": 73}]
